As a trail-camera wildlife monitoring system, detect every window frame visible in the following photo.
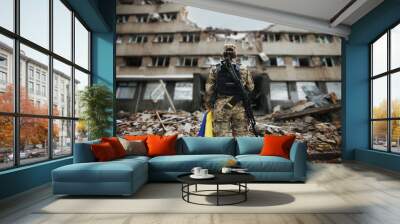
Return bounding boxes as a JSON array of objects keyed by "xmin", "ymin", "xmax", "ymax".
[
  {"xmin": 0, "ymin": 0, "xmax": 92, "ymax": 171},
  {"xmin": 369, "ymin": 20, "xmax": 400, "ymax": 154}
]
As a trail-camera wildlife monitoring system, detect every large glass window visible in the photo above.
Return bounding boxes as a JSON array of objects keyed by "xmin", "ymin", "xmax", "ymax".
[
  {"xmin": 53, "ymin": 59, "xmax": 72, "ymax": 117},
  {"xmin": 0, "ymin": 35, "xmax": 14, "ymax": 113},
  {"xmin": 74, "ymin": 17, "xmax": 90, "ymax": 70},
  {"xmin": 19, "ymin": 117, "xmax": 49, "ymax": 165},
  {"xmin": 20, "ymin": 44, "xmax": 49, "ymax": 115},
  {"xmin": 74, "ymin": 69, "xmax": 89, "ymax": 118},
  {"xmin": 0, "ymin": 116, "xmax": 13, "ymax": 169},
  {"xmin": 0, "ymin": 0, "xmax": 14, "ymax": 31},
  {"xmin": 53, "ymin": 0, "xmax": 72, "ymax": 60},
  {"xmin": 370, "ymin": 24, "xmax": 400, "ymax": 153},
  {"xmin": 0, "ymin": 1, "xmax": 91, "ymax": 169},
  {"xmin": 53, "ymin": 119, "xmax": 72, "ymax": 158},
  {"xmin": 20, "ymin": 0, "xmax": 49, "ymax": 49}
]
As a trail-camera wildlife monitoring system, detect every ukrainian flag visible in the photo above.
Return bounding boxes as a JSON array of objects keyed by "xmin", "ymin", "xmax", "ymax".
[{"xmin": 197, "ymin": 111, "xmax": 213, "ymax": 137}]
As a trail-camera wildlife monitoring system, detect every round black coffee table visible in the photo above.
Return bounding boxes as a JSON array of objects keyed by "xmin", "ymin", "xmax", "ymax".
[{"xmin": 177, "ymin": 173, "xmax": 255, "ymax": 206}]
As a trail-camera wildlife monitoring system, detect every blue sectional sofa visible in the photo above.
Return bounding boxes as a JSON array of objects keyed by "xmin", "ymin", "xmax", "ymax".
[{"xmin": 52, "ymin": 137, "xmax": 307, "ymax": 196}]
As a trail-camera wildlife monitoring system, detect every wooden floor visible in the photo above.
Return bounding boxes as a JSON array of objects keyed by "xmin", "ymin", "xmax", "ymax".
[{"xmin": 1, "ymin": 162, "xmax": 400, "ymax": 224}]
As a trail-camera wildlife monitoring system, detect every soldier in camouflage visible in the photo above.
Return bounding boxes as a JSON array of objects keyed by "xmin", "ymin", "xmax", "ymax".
[{"xmin": 204, "ymin": 44, "xmax": 255, "ymax": 137}]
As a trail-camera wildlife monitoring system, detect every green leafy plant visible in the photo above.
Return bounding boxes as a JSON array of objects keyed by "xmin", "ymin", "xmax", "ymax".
[{"xmin": 79, "ymin": 84, "xmax": 113, "ymax": 140}]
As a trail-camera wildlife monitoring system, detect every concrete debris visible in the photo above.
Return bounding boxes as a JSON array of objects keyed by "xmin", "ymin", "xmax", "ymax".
[
  {"xmin": 117, "ymin": 110, "xmax": 203, "ymax": 137},
  {"xmin": 117, "ymin": 93, "xmax": 341, "ymax": 163},
  {"xmin": 256, "ymin": 93, "xmax": 342, "ymax": 163}
]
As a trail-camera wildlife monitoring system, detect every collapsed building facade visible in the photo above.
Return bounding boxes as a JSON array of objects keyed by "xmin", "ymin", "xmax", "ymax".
[{"xmin": 115, "ymin": 0, "xmax": 341, "ymax": 114}]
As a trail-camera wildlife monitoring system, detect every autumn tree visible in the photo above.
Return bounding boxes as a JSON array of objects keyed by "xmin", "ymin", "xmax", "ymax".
[
  {"xmin": 0, "ymin": 84, "xmax": 60, "ymax": 153},
  {"xmin": 372, "ymin": 99, "xmax": 400, "ymax": 143}
]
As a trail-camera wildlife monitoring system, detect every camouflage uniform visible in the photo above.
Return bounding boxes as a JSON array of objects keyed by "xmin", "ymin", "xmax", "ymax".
[{"xmin": 205, "ymin": 63, "xmax": 255, "ymax": 137}]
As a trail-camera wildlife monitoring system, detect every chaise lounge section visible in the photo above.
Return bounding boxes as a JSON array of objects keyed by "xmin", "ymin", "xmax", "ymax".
[{"xmin": 52, "ymin": 137, "xmax": 307, "ymax": 196}]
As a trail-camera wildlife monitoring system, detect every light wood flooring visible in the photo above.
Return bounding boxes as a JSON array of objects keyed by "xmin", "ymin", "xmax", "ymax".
[{"xmin": 1, "ymin": 162, "xmax": 400, "ymax": 224}]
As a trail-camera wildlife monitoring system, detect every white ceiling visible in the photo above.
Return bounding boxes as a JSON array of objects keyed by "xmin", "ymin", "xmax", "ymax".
[{"xmin": 170, "ymin": 0, "xmax": 384, "ymax": 37}]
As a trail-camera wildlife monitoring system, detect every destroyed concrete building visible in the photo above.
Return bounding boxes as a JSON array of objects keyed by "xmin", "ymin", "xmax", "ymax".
[{"xmin": 116, "ymin": 0, "xmax": 341, "ymax": 114}]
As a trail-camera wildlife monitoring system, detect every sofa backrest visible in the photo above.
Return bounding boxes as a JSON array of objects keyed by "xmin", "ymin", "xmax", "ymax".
[
  {"xmin": 73, "ymin": 139, "xmax": 100, "ymax": 163},
  {"xmin": 177, "ymin": 137, "xmax": 236, "ymax": 155},
  {"xmin": 236, "ymin": 137, "xmax": 263, "ymax": 155}
]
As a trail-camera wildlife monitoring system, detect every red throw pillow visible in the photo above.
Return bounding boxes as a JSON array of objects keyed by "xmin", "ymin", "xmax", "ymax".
[
  {"xmin": 146, "ymin": 135, "xmax": 178, "ymax": 157},
  {"xmin": 101, "ymin": 137, "xmax": 127, "ymax": 158},
  {"xmin": 91, "ymin": 142, "xmax": 117, "ymax": 162},
  {"xmin": 259, "ymin": 135, "xmax": 296, "ymax": 159}
]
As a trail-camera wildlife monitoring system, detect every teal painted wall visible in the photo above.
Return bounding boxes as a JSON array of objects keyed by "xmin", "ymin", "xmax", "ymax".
[
  {"xmin": 0, "ymin": 158, "xmax": 72, "ymax": 199},
  {"xmin": 343, "ymin": 0, "xmax": 400, "ymax": 171},
  {"xmin": 92, "ymin": 32, "xmax": 116, "ymax": 135},
  {"xmin": 0, "ymin": 0, "xmax": 116, "ymax": 199}
]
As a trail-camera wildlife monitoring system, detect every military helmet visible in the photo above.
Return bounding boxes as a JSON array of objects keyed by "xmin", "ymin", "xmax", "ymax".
[{"xmin": 223, "ymin": 43, "xmax": 237, "ymax": 59}]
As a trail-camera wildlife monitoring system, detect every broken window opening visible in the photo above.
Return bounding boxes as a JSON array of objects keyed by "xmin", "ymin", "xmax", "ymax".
[
  {"xmin": 125, "ymin": 57, "xmax": 142, "ymax": 67},
  {"xmin": 154, "ymin": 34, "xmax": 174, "ymax": 43},
  {"xmin": 173, "ymin": 82, "xmax": 193, "ymax": 100},
  {"xmin": 289, "ymin": 34, "xmax": 306, "ymax": 43},
  {"xmin": 128, "ymin": 34, "xmax": 148, "ymax": 44},
  {"xmin": 151, "ymin": 56, "xmax": 170, "ymax": 67},
  {"xmin": 181, "ymin": 33, "xmax": 200, "ymax": 43},
  {"xmin": 292, "ymin": 57, "xmax": 311, "ymax": 67}
]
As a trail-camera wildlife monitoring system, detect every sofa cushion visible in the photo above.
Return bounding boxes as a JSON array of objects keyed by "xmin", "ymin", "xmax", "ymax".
[
  {"xmin": 53, "ymin": 158, "xmax": 147, "ymax": 183},
  {"xmin": 236, "ymin": 155, "xmax": 293, "ymax": 172},
  {"xmin": 177, "ymin": 137, "xmax": 236, "ymax": 155},
  {"xmin": 91, "ymin": 142, "xmax": 118, "ymax": 162},
  {"xmin": 119, "ymin": 138, "xmax": 147, "ymax": 156},
  {"xmin": 147, "ymin": 135, "xmax": 178, "ymax": 157},
  {"xmin": 260, "ymin": 135, "xmax": 296, "ymax": 159},
  {"xmin": 236, "ymin": 137, "xmax": 263, "ymax": 155},
  {"xmin": 149, "ymin": 154, "xmax": 235, "ymax": 172},
  {"xmin": 101, "ymin": 137, "xmax": 127, "ymax": 158}
]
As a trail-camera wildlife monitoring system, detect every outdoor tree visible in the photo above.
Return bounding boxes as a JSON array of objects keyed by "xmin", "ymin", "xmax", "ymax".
[
  {"xmin": 372, "ymin": 99, "xmax": 400, "ymax": 142},
  {"xmin": 0, "ymin": 85, "xmax": 60, "ymax": 153}
]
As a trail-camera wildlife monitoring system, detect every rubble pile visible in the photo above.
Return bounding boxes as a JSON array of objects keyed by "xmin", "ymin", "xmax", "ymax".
[
  {"xmin": 256, "ymin": 114, "xmax": 341, "ymax": 163},
  {"xmin": 117, "ymin": 110, "xmax": 203, "ymax": 136},
  {"xmin": 256, "ymin": 92, "xmax": 342, "ymax": 163},
  {"xmin": 117, "ymin": 93, "xmax": 342, "ymax": 163}
]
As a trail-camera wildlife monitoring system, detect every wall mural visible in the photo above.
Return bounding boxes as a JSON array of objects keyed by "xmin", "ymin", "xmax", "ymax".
[{"xmin": 115, "ymin": 0, "xmax": 342, "ymax": 163}]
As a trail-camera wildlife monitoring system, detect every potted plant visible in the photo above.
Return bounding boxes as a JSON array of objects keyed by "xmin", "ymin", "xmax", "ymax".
[{"xmin": 79, "ymin": 84, "xmax": 113, "ymax": 140}]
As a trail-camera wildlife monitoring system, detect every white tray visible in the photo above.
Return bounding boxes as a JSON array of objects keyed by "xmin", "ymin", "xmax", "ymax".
[{"xmin": 190, "ymin": 174, "xmax": 215, "ymax": 179}]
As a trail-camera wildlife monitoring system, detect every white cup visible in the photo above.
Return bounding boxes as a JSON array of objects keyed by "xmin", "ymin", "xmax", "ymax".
[
  {"xmin": 191, "ymin": 167, "xmax": 202, "ymax": 176},
  {"xmin": 221, "ymin": 167, "xmax": 232, "ymax": 174},
  {"xmin": 200, "ymin": 169, "xmax": 208, "ymax": 176}
]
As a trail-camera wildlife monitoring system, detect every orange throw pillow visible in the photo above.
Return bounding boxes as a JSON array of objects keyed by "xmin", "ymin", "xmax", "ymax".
[
  {"xmin": 260, "ymin": 135, "xmax": 296, "ymax": 159},
  {"xmin": 91, "ymin": 142, "xmax": 117, "ymax": 162},
  {"xmin": 146, "ymin": 135, "xmax": 178, "ymax": 157},
  {"xmin": 124, "ymin": 135, "xmax": 148, "ymax": 141},
  {"xmin": 101, "ymin": 137, "xmax": 127, "ymax": 158}
]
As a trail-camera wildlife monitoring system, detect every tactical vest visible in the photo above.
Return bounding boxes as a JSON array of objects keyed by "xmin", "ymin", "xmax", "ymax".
[{"xmin": 215, "ymin": 63, "xmax": 242, "ymax": 97}]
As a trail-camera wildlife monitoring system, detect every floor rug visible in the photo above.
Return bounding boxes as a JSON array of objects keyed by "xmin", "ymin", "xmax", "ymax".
[{"xmin": 37, "ymin": 183, "xmax": 362, "ymax": 214}]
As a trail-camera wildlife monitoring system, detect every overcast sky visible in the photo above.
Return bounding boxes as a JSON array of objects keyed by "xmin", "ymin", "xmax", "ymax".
[{"xmin": 186, "ymin": 6, "xmax": 271, "ymax": 31}]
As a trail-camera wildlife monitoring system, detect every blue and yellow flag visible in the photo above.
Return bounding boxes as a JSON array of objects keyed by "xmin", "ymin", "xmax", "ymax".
[{"xmin": 197, "ymin": 111, "xmax": 213, "ymax": 137}]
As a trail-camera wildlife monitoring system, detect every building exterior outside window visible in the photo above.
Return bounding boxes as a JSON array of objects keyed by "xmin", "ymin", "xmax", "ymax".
[
  {"xmin": 176, "ymin": 57, "xmax": 198, "ymax": 67},
  {"xmin": 296, "ymin": 82, "xmax": 317, "ymax": 100},
  {"xmin": 289, "ymin": 34, "xmax": 306, "ymax": 43},
  {"xmin": 143, "ymin": 82, "xmax": 165, "ymax": 100},
  {"xmin": 0, "ymin": 0, "xmax": 92, "ymax": 170},
  {"xmin": 115, "ymin": 0, "xmax": 341, "ymax": 114},
  {"xmin": 174, "ymin": 82, "xmax": 193, "ymax": 100},
  {"xmin": 270, "ymin": 82, "xmax": 289, "ymax": 100}
]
